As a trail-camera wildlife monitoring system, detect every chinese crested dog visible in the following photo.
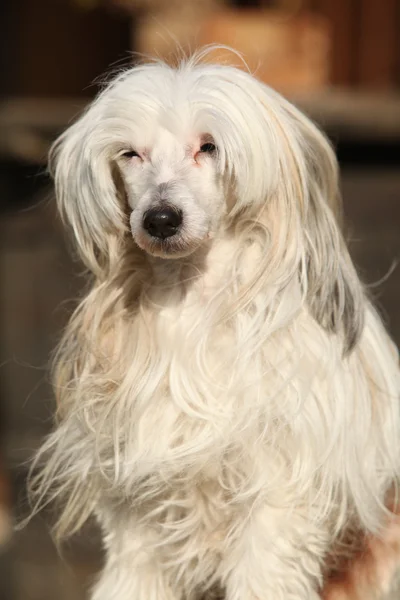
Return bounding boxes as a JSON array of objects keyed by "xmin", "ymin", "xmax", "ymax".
[{"xmin": 30, "ymin": 50, "xmax": 400, "ymax": 599}]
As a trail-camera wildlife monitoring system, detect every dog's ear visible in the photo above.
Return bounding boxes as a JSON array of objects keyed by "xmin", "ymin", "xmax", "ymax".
[
  {"xmin": 282, "ymin": 105, "xmax": 365, "ymax": 354},
  {"xmin": 49, "ymin": 110, "xmax": 126, "ymax": 278},
  {"xmin": 231, "ymin": 76, "xmax": 365, "ymax": 353}
]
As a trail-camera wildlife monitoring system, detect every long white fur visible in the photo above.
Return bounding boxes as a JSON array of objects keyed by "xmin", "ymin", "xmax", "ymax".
[{"xmin": 29, "ymin": 49, "xmax": 400, "ymax": 600}]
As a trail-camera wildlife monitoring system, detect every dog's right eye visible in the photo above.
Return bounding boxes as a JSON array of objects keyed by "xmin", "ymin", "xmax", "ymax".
[{"xmin": 122, "ymin": 150, "xmax": 140, "ymax": 159}]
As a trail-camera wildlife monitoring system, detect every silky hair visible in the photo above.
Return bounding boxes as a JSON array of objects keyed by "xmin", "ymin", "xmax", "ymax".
[{"xmin": 28, "ymin": 49, "xmax": 400, "ymax": 599}]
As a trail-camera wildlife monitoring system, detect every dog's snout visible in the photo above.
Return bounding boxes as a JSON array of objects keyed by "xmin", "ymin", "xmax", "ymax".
[{"xmin": 143, "ymin": 207, "xmax": 183, "ymax": 239}]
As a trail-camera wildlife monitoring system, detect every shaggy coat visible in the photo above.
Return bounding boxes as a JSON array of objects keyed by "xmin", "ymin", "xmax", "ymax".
[{"xmin": 30, "ymin": 51, "xmax": 400, "ymax": 600}]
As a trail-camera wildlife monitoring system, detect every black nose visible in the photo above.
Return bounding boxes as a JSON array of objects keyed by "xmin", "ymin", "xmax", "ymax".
[{"xmin": 143, "ymin": 207, "xmax": 183, "ymax": 239}]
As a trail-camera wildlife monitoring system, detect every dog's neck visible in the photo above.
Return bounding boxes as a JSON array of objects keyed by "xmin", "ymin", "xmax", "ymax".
[{"xmin": 143, "ymin": 236, "xmax": 232, "ymax": 290}]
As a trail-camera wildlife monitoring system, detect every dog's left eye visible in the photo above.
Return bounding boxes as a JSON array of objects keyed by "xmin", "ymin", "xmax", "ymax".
[{"xmin": 199, "ymin": 142, "xmax": 216, "ymax": 153}]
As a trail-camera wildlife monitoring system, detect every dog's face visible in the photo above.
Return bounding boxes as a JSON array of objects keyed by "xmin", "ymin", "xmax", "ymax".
[
  {"xmin": 51, "ymin": 60, "xmax": 286, "ymax": 266},
  {"xmin": 117, "ymin": 128, "xmax": 225, "ymax": 258}
]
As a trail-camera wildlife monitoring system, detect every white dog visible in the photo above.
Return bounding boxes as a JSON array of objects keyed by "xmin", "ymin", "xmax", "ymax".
[{"xmin": 30, "ymin": 50, "xmax": 400, "ymax": 599}]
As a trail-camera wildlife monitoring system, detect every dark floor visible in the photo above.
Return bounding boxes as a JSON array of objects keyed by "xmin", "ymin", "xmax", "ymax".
[{"xmin": 0, "ymin": 168, "xmax": 399, "ymax": 600}]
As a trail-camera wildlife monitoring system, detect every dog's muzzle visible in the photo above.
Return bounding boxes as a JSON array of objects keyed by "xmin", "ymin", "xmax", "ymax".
[{"xmin": 143, "ymin": 207, "xmax": 183, "ymax": 239}]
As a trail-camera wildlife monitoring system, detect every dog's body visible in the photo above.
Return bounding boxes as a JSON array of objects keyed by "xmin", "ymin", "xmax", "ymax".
[{"xmin": 32, "ymin": 52, "xmax": 400, "ymax": 599}]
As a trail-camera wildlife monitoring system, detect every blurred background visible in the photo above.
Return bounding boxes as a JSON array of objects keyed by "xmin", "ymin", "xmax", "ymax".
[{"xmin": 0, "ymin": 0, "xmax": 399, "ymax": 598}]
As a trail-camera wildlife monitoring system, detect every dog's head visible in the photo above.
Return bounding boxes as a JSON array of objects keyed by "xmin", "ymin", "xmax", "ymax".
[
  {"xmin": 50, "ymin": 54, "xmax": 339, "ymax": 261},
  {"xmin": 50, "ymin": 50, "xmax": 363, "ymax": 351}
]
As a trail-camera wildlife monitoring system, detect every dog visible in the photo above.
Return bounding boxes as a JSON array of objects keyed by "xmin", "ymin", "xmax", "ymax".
[{"xmin": 30, "ymin": 50, "xmax": 400, "ymax": 599}]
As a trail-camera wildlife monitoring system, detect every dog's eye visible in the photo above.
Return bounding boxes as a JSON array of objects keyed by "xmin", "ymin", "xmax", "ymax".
[
  {"xmin": 122, "ymin": 149, "xmax": 140, "ymax": 159},
  {"xmin": 199, "ymin": 142, "xmax": 216, "ymax": 153}
]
